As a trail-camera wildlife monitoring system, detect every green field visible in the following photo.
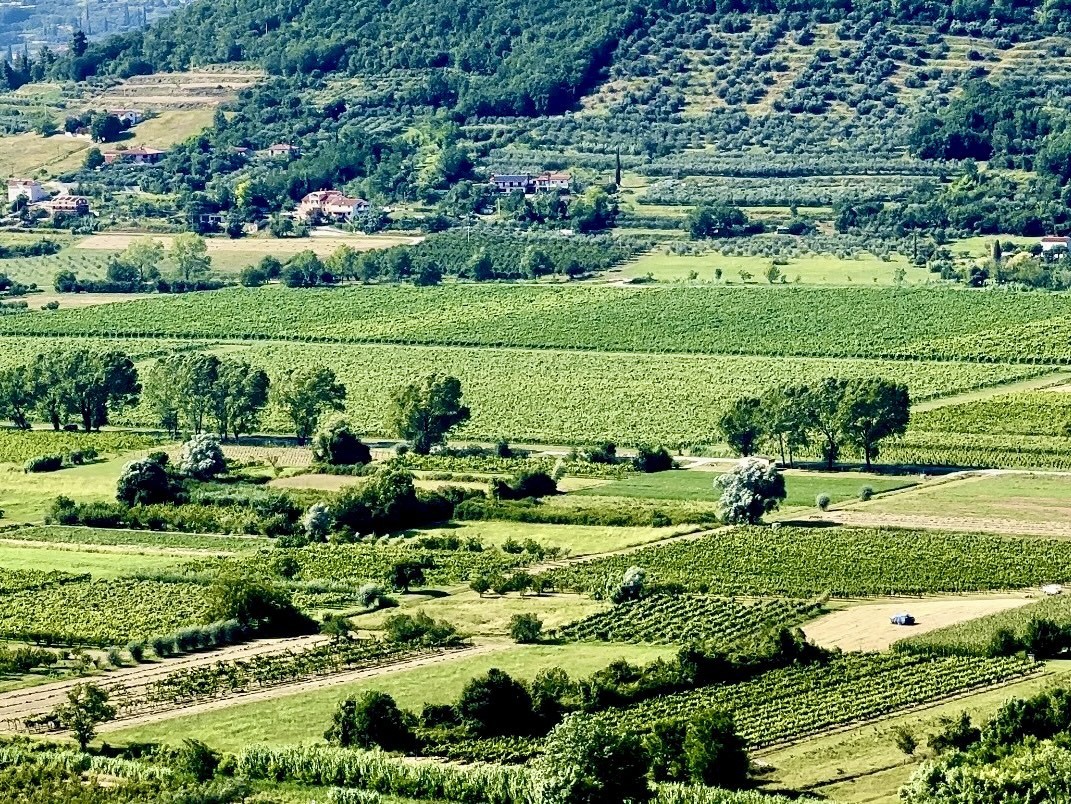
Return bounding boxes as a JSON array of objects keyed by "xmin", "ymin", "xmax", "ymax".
[
  {"xmin": 0, "ymin": 542, "xmax": 191, "ymax": 578},
  {"xmin": 110, "ymin": 642, "xmax": 676, "ymax": 750},
  {"xmin": 576, "ymin": 468, "xmax": 917, "ymax": 507},
  {"xmin": 861, "ymin": 473, "xmax": 1071, "ymax": 526},
  {"xmin": 0, "ymin": 457, "xmax": 132, "ymax": 522},
  {"xmin": 620, "ymin": 249, "xmax": 934, "ymax": 286},
  {"xmin": 4, "ymin": 285, "xmax": 1071, "ymax": 362},
  {"xmin": 414, "ymin": 520, "xmax": 681, "ymax": 557}
]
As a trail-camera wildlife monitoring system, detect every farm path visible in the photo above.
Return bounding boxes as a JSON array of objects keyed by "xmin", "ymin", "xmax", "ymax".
[
  {"xmin": 0, "ymin": 633, "xmax": 332, "ymax": 729},
  {"xmin": 912, "ymin": 369, "xmax": 1071, "ymax": 412},
  {"xmin": 94, "ymin": 642, "xmax": 505, "ymax": 734}
]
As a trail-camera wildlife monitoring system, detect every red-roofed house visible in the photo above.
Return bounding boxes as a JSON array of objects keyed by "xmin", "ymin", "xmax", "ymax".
[
  {"xmin": 103, "ymin": 146, "xmax": 166, "ymax": 166},
  {"xmin": 533, "ymin": 171, "xmax": 572, "ymax": 192},
  {"xmin": 1041, "ymin": 236, "xmax": 1071, "ymax": 253},
  {"xmin": 265, "ymin": 143, "xmax": 301, "ymax": 159},
  {"xmin": 48, "ymin": 194, "xmax": 91, "ymax": 216}
]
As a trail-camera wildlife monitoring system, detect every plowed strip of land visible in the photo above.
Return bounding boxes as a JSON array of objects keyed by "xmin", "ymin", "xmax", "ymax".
[{"xmin": 805, "ymin": 510, "xmax": 1071, "ymax": 539}]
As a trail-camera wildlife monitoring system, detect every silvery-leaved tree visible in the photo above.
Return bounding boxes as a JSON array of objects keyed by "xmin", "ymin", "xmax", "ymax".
[{"xmin": 714, "ymin": 456, "xmax": 786, "ymax": 525}]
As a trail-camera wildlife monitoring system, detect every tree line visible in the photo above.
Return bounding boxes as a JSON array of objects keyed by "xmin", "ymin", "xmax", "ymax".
[{"xmin": 718, "ymin": 377, "xmax": 910, "ymax": 469}]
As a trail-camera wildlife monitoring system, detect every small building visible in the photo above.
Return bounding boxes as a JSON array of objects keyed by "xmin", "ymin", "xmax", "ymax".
[
  {"xmin": 48, "ymin": 194, "xmax": 91, "ymax": 216},
  {"xmin": 490, "ymin": 173, "xmax": 532, "ymax": 193},
  {"xmin": 102, "ymin": 146, "xmax": 166, "ymax": 166},
  {"xmin": 1041, "ymin": 236, "xmax": 1071, "ymax": 253},
  {"xmin": 7, "ymin": 179, "xmax": 47, "ymax": 204},
  {"xmin": 533, "ymin": 171, "xmax": 572, "ymax": 192},
  {"xmin": 297, "ymin": 190, "xmax": 370, "ymax": 222},
  {"xmin": 108, "ymin": 108, "xmax": 143, "ymax": 126},
  {"xmin": 264, "ymin": 143, "xmax": 300, "ymax": 159}
]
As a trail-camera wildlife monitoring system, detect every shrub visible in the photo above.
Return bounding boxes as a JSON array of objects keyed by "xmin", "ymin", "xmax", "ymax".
[
  {"xmin": 633, "ymin": 445, "xmax": 674, "ymax": 473},
  {"xmin": 609, "ymin": 566, "xmax": 647, "ymax": 604},
  {"xmin": 859, "ymin": 485, "xmax": 875, "ymax": 502},
  {"xmin": 383, "ymin": 612, "xmax": 459, "ymax": 647},
  {"xmin": 105, "ymin": 647, "xmax": 123, "ymax": 667},
  {"xmin": 116, "ymin": 458, "xmax": 174, "ymax": 507},
  {"xmin": 509, "ymin": 613, "xmax": 543, "ymax": 644},
  {"xmin": 303, "ymin": 502, "xmax": 333, "ymax": 541},
  {"xmin": 24, "ymin": 453, "xmax": 64, "ymax": 473},
  {"xmin": 893, "ymin": 725, "xmax": 918, "ymax": 755},
  {"xmin": 816, "ymin": 493, "xmax": 831, "ymax": 511},
  {"xmin": 493, "ymin": 471, "xmax": 558, "ymax": 501},
  {"xmin": 313, "ymin": 417, "xmax": 372, "ymax": 466},
  {"xmin": 126, "ymin": 641, "xmax": 145, "ymax": 663},
  {"xmin": 457, "ymin": 668, "xmax": 534, "ymax": 737},
  {"xmin": 325, "ymin": 691, "xmax": 413, "ymax": 751}
]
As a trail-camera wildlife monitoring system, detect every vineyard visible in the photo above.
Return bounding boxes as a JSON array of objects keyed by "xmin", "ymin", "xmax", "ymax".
[
  {"xmin": 0, "ymin": 430, "xmax": 161, "ymax": 465},
  {"xmin": 894, "ymin": 595, "xmax": 1071, "ymax": 657},
  {"xmin": 592, "ymin": 654, "xmax": 1036, "ymax": 748},
  {"xmin": 641, "ymin": 175, "xmax": 929, "ymax": 207},
  {"xmin": 3, "ymin": 285, "xmax": 1070, "ymax": 363},
  {"xmin": 0, "ymin": 579, "xmax": 208, "ymax": 646},
  {"xmin": 912, "ymin": 392, "xmax": 1071, "ymax": 438},
  {"xmin": 10, "ymin": 525, "xmax": 271, "ymax": 553},
  {"xmin": 0, "ymin": 567, "xmax": 87, "ymax": 594},
  {"xmin": 542, "ymin": 527, "xmax": 1071, "ymax": 598},
  {"xmin": 553, "ymin": 596, "xmax": 824, "ymax": 647},
  {"xmin": 200, "ymin": 342, "xmax": 1044, "ymax": 446}
]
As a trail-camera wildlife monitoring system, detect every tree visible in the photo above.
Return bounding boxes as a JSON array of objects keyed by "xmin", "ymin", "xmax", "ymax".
[
  {"xmin": 273, "ymin": 366, "xmax": 346, "ymax": 442},
  {"xmin": 65, "ymin": 349, "xmax": 140, "ymax": 432},
  {"xmin": 718, "ymin": 396, "xmax": 765, "ymax": 457},
  {"xmin": 205, "ymin": 572, "xmax": 310, "ymax": 634},
  {"xmin": 303, "ymin": 502, "xmax": 333, "ymax": 541},
  {"xmin": 172, "ymin": 233, "xmax": 211, "ymax": 281},
  {"xmin": 0, "ymin": 365, "xmax": 34, "ymax": 429},
  {"xmin": 457, "ymin": 668, "xmax": 533, "ymax": 737},
  {"xmin": 840, "ymin": 378, "xmax": 911, "ymax": 469},
  {"xmin": 688, "ymin": 203, "xmax": 748, "ymax": 239},
  {"xmin": 69, "ymin": 30, "xmax": 88, "ymax": 57},
  {"xmin": 121, "ymin": 238, "xmax": 164, "ymax": 283},
  {"xmin": 312, "ymin": 416, "xmax": 371, "ymax": 465},
  {"xmin": 801, "ymin": 378, "xmax": 850, "ymax": 470},
  {"xmin": 531, "ymin": 713, "xmax": 651, "ymax": 804},
  {"xmin": 325, "ymin": 691, "xmax": 413, "ymax": 751},
  {"xmin": 609, "ymin": 566, "xmax": 647, "ymax": 604},
  {"xmin": 30, "ymin": 351, "xmax": 73, "ymax": 430},
  {"xmin": 389, "ymin": 560, "xmax": 426, "ymax": 592},
  {"xmin": 178, "ymin": 433, "xmax": 226, "ymax": 479},
  {"xmin": 282, "ymin": 250, "xmax": 328, "ymax": 287},
  {"xmin": 116, "ymin": 455, "xmax": 173, "ymax": 506},
  {"xmin": 90, "ymin": 114, "xmax": 123, "ymax": 143},
  {"xmin": 83, "ymin": 147, "xmax": 104, "ymax": 170},
  {"xmin": 211, "ymin": 359, "xmax": 270, "ymax": 441},
  {"xmin": 761, "ymin": 385, "xmax": 810, "ymax": 466},
  {"xmin": 714, "ymin": 457, "xmax": 786, "ymax": 525},
  {"xmin": 52, "ymin": 683, "xmax": 115, "ymax": 750},
  {"xmin": 521, "ymin": 246, "xmax": 555, "ymax": 279},
  {"xmin": 388, "ymin": 374, "xmax": 470, "ymax": 454},
  {"xmin": 464, "ymin": 249, "xmax": 494, "ymax": 281},
  {"xmin": 683, "ymin": 710, "xmax": 750, "ymax": 789},
  {"xmin": 326, "ymin": 244, "xmax": 360, "ymax": 282},
  {"xmin": 509, "ymin": 613, "xmax": 543, "ymax": 643}
]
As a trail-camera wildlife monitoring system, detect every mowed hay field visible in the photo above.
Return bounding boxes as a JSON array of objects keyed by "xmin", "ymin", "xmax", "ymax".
[{"xmin": 802, "ymin": 595, "xmax": 1035, "ymax": 652}]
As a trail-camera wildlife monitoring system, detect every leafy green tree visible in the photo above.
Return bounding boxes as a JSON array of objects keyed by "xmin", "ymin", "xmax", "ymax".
[
  {"xmin": 206, "ymin": 572, "xmax": 310, "ymax": 634},
  {"xmin": 65, "ymin": 349, "xmax": 140, "ymax": 432},
  {"xmin": 312, "ymin": 416, "xmax": 371, "ymax": 465},
  {"xmin": 718, "ymin": 396, "xmax": 765, "ymax": 457},
  {"xmin": 69, "ymin": 30, "xmax": 88, "ymax": 58},
  {"xmin": 840, "ymin": 378, "xmax": 911, "ymax": 469},
  {"xmin": 273, "ymin": 365, "xmax": 346, "ymax": 442},
  {"xmin": 30, "ymin": 351, "xmax": 73, "ymax": 430},
  {"xmin": 90, "ymin": 114, "xmax": 123, "ymax": 143},
  {"xmin": 211, "ymin": 359, "xmax": 270, "ymax": 441},
  {"xmin": 0, "ymin": 365, "xmax": 34, "ymax": 429},
  {"xmin": 388, "ymin": 374, "xmax": 470, "ymax": 454},
  {"xmin": 521, "ymin": 246, "xmax": 555, "ymax": 279},
  {"xmin": 120, "ymin": 238, "xmax": 164, "ymax": 283},
  {"xmin": 645, "ymin": 719, "xmax": 689, "ymax": 782},
  {"xmin": 509, "ymin": 613, "xmax": 543, "ymax": 643},
  {"xmin": 457, "ymin": 668, "xmax": 534, "ymax": 737},
  {"xmin": 116, "ymin": 455, "xmax": 174, "ymax": 506},
  {"xmin": 688, "ymin": 203, "xmax": 748, "ymax": 239},
  {"xmin": 714, "ymin": 457, "xmax": 786, "ymax": 525},
  {"xmin": 172, "ymin": 233, "xmax": 211, "ymax": 281},
  {"xmin": 326, "ymin": 244, "xmax": 360, "ymax": 281},
  {"xmin": 83, "ymin": 147, "xmax": 104, "ymax": 170},
  {"xmin": 464, "ymin": 248, "xmax": 494, "ymax": 281},
  {"xmin": 326, "ymin": 691, "xmax": 413, "ymax": 751},
  {"xmin": 531, "ymin": 713, "xmax": 651, "ymax": 804},
  {"xmin": 282, "ymin": 250, "xmax": 328, "ymax": 287},
  {"xmin": 52, "ymin": 683, "xmax": 116, "ymax": 750},
  {"xmin": 178, "ymin": 433, "xmax": 226, "ymax": 479},
  {"xmin": 174, "ymin": 739, "xmax": 220, "ymax": 782},
  {"xmin": 761, "ymin": 385, "xmax": 810, "ymax": 466},
  {"xmin": 801, "ymin": 377, "xmax": 850, "ymax": 470},
  {"xmin": 683, "ymin": 710, "xmax": 750, "ymax": 789}
]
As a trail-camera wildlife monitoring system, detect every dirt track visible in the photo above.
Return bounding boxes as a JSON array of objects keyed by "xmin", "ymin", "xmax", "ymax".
[
  {"xmin": 95, "ymin": 643, "xmax": 504, "ymax": 734},
  {"xmin": 0, "ymin": 634, "xmax": 329, "ymax": 729},
  {"xmin": 805, "ymin": 509, "xmax": 1071, "ymax": 539}
]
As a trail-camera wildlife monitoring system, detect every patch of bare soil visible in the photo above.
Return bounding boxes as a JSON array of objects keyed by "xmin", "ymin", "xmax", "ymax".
[{"xmin": 802, "ymin": 596, "xmax": 1034, "ymax": 652}]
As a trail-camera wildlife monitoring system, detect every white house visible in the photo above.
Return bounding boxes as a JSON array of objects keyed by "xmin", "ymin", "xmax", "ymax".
[
  {"xmin": 7, "ymin": 179, "xmax": 47, "ymax": 204},
  {"xmin": 1041, "ymin": 236, "xmax": 1071, "ymax": 253},
  {"xmin": 297, "ymin": 190, "xmax": 369, "ymax": 222},
  {"xmin": 108, "ymin": 108, "xmax": 143, "ymax": 126}
]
